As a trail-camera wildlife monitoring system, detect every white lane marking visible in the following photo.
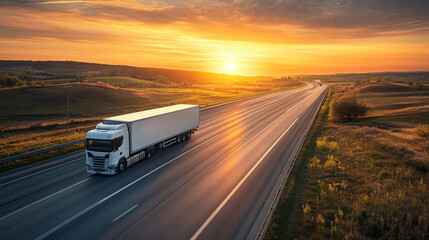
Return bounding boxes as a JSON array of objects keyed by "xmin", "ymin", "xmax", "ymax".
[
  {"xmin": 1, "ymin": 94, "xmax": 296, "ymax": 224},
  {"xmin": 34, "ymin": 94, "xmax": 306, "ymax": 239},
  {"xmin": 2, "ymin": 87, "xmax": 306, "ymax": 188},
  {"xmin": 34, "ymin": 125, "xmax": 234, "ymax": 240},
  {"xmin": 200, "ymin": 94, "xmax": 288, "ymax": 126},
  {"xmin": 0, "ymin": 157, "xmax": 85, "ymax": 188},
  {"xmin": 2, "ymin": 88, "xmax": 301, "ymax": 188},
  {"xmin": 200, "ymin": 87, "xmax": 309, "ymax": 125},
  {"xmin": 0, "ymin": 177, "xmax": 93, "ymax": 222},
  {"xmin": 190, "ymin": 117, "xmax": 299, "ymax": 240},
  {"xmin": 4, "ymin": 90, "xmax": 282, "ymax": 187},
  {"xmin": 112, "ymin": 204, "xmax": 138, "ymax": 223}
]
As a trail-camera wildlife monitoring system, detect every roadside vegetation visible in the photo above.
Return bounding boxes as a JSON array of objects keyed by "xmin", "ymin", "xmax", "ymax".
[
  {"xmin": 266, "ymin": 80, "xmax": 429, "ymax": 239},
  {"xmin": 330, "ymin": 92, "xmax": 367, "ymax": 122}
]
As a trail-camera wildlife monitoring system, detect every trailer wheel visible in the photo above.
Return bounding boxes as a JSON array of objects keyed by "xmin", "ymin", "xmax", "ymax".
[
  {"xmin": 182, "ymin": 133, "xmax": 186, "ymax": 141},
  {"xmin": 118, "ymin": 160, "xmax": 126, "ymax": 173},
  {"xmin": 186, "ymin": 131, "xmax": 191, "ymax": 140},
  {"xmin": 177, "ymin": 135, "xmax": 181, "ymax": 144},
  {"xmin": 146, "ymin": 149, "xmax": 152, "ymax": 159}
]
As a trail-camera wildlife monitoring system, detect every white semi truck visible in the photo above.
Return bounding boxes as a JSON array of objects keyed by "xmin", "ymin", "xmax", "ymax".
[
  {"xmin": 85, "ymin": 104, "xmax": 199, "ymax": 175},
  {"xmin": 314, "ymin": 79, "xmax": 322, "ymax": 86}
]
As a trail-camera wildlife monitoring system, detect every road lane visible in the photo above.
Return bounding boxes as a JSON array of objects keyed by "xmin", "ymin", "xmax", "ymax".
[
  {"xmin": 0, "ymin": 84, "xmax": 327, "ymax": 240},
  {"xmin": 0, "ymin": 85, "xmax": 313, "ymax": 212}
]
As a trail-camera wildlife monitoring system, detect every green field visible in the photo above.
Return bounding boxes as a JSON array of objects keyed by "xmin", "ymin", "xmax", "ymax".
[
  {"xmin": 0, "ymin": 83, "xmax": 241, "ymax": 121},
  {"xmin": 37, "ymin": 76, "xmax": 165, "ymax": 88},
  {"xmin": 0, "ymin": 85, "xmax": 148, "ymax": 119},
  {"xmin": 356, "ymin": 83, "xmax": 429, "ymax": 126}
]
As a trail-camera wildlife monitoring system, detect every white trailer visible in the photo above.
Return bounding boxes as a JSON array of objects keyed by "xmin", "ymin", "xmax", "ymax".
[
  {"xmin": 85, "ymin": 104, "xmax": 199, "ymax": 175},
  {"xmin": 314, "ymin": 79, "xmax": 322, "ymax": 86}
]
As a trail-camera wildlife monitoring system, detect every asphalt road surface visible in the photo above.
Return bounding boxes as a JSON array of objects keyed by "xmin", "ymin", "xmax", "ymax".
[{"xmin": 0, "ymin": 83, "xmax": 328, "ymax": 240}]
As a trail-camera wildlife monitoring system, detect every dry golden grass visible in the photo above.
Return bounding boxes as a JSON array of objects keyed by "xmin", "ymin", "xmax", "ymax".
[
  {"xmin": 0, "ymin": 121, "xmax": 92, "ymax": 158},
  {"xmin": 298, "ymin": 124, "xmax": 428, "ymax": 239},
  {"xmin": 415, "ymin": 124, "xmax": 429, "ymax": 138},
  {"xmin": 266, "ymin": 81, "xmax": 429, "ymax": 240}
]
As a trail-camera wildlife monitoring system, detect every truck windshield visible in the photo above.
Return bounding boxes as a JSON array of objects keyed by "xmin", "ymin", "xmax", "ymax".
[{"xmin": 86, "ymin": 139, "xmax": 113, "ymax": 152}]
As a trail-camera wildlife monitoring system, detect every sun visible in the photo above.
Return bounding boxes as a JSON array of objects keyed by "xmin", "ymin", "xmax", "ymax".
[{"xmin": 226, "ymin": 62, "xmax": 235, "ymax": 72}]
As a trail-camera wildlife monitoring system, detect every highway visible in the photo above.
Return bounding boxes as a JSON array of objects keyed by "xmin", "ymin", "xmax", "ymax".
[{"xmin": 0, "ymin": 83, "xmax": 328, "ymax": 240}]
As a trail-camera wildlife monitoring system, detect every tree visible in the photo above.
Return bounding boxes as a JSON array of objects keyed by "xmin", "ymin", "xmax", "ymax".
[
  {"xmin": 1, "ymin": 74, "xmax": 22, "ymax": 87},
  {"xmin": 330, "ymin": 92, "xmax": 367, "ymax": 122}
]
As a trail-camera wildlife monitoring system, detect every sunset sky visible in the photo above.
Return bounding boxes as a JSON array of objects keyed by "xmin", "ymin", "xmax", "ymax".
[{"xmin": 1, "ymin": 0, "xmax": 428, "ymax": 76}]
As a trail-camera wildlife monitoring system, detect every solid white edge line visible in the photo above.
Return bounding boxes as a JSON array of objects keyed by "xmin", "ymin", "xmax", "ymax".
[
  {"xmin": 112, "ymin": 204, "xmax": 138, "ymax": 223},
  {"xmin": 0, "ymin": 176, "xmax": 93, "ymax": 222},
  {"xmin": 190, "ymin": 117, "xmax": 299, "ymax": 240},
  {"xmin": 0, "ymin": 157, "xmax": 85, "ymax": 187}
]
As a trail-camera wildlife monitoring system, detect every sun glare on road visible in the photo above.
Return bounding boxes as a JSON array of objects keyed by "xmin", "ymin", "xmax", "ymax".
[{"xmin": 226, "ymin": 62, "xmax": 235, "ymax": 72}]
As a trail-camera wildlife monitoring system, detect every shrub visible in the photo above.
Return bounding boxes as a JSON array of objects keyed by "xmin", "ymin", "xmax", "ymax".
[
  {"xmin": 415, "ymin": 124, "xmax": 429, "ymax": 138},
  {"xmin": 316, "ymin": 136, "xmax": 339, "ymax": 155},
  {"xmin": 330, "ymin": 92, "xmax": 367, "ymax": 122},
  {"xmin": 1, "ymin": 74, "xmax": 24, "ymax": 87}
]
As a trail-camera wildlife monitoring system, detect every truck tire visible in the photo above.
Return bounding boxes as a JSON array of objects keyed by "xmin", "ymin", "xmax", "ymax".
[
  {"xmin": 186, "ymin": 131, "xmax": 191, "ymax": 140},
  {"xmin": 181, "ymin": 133, "xmax": 186, "ymax": 141},
  {"xmin": 177, "ymin": 135, "xmax": 181, "ymax": 144},
  {"xmin": 118, "ymin": 159, "xmax": 126, "ymax": 173},
  {"xmin": 146, "ymin": 149, "xmax": 152, "ymax": 159}
]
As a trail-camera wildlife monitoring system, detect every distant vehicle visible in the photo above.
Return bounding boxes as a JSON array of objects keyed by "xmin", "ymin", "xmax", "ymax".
[
  {"xmin": 85, "ymin": 104, "xmax": 199, "ymax": 175},
  {"xmin": 314, "ymin": 79, "xmax": 322, "ymax": 86}
]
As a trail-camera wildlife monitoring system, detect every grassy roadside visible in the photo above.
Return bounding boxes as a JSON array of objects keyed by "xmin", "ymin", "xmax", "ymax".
[
  {"xmin": 0, "ymin": 143, "xmax": 85, "ymax": 173},
  {"xmin": 265, "ymin": 82, "xmax": 429, "ymax": 239},
  {"xmin": 264, "ymin": 88, "xmax": 333, "ymax": 239}
]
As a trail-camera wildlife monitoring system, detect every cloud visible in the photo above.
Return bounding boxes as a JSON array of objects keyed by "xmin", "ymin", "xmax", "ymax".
[
  {"xmin": 238, "ymin": 0, "xmax": 429, "ymax": 31},
  {"xmin": 1, "ymin": 0, "xmax": 428, "ymax": 75},
  {"xmin": 3, "ymin": 0, "xmax": 429, "ymax": 28},
  {"xmin": 1, "ymin": 0, "xmax": 429, "ymax": 43}
]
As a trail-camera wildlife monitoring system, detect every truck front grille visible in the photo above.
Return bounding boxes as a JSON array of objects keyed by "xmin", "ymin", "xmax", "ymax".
[{"xmin": 91, "ymin": 156, "xmax": 108, "ymax": 171}]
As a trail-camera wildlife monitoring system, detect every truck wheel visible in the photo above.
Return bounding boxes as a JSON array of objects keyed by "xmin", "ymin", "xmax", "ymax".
[
  {"xmin": 177, "ymin": 135, "xmax": 181, "ymax": 144},
  {"xmin": 118, "ymin": 160, "xmax": 126, "ymax": 173},
  {"xmin": 186, "ymin": 131, "xmax": 191, "ymax": 140},
  {"xmin": 182, "ymin": 133, "xmax": 186, "ymax": 141},
  {"xmin": 146, "ymin": 149, "xmax": 152, "ymax": 159}
]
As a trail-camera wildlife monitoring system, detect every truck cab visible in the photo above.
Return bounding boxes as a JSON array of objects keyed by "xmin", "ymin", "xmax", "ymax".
[{"xmin": 85, "ymin": 123, "xmax": 129, "ymax": 175}]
